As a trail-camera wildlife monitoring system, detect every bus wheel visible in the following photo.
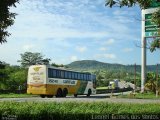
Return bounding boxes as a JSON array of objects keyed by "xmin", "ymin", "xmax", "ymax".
[
  {"xmin": 74, "ymin": 94, "xmax": 77, "ymax": 97},
  {"xmin": 63, "ymin": 88, "xmax": 68, "ymax": 97},
  {"xmin": 56, "ymin": 88, "xmax": 62, "ymax": 97},
  {"xmin": 40, "ymin": 95, "xmax": 46, "ymax": 98},
  {"xmin": 87, "ymin": 89, "xmax": 92, "ymax": 97},
  {"xmin": 47, "ymin": 95, "xmax": 53, "ymax": 98}
]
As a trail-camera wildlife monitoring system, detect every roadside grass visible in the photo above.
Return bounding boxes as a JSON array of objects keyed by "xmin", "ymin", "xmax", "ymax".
[
  {"xmin": 0, "ymin": 93, "xmax": 38, "ymax": 98},
  {"xmin": 118, "ymin": 92, "xmax": 160, "ymax": 99},
  {"xmin": 0, "ymin": 101, "xmax": 160, "ymax": 120}
]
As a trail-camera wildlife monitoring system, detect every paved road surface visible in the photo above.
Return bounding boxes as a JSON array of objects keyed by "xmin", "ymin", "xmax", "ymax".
[{"xmin": 1, "ymin": 92, "xmax": 160, "ymax": 104}]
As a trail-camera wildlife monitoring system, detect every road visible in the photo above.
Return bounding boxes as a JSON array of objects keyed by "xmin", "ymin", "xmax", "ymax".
[{"xmin": 1, "ymin": 92, "xmax": 160, "ymax": 104}]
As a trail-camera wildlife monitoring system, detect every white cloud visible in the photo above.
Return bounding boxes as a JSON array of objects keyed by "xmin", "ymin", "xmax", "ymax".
[
  {"xmin": 1, "ymin": 0, "xmax": 145, "ymax": 65},
  {"xmin": 114, "ymin": 16, "xmax": 134, "ymax": 23},
  {"xmin": 113, "ymin": 10, "xmax": 135, "ymax": 16},
  {"xmin": 104, "ymin": 39, "xmax": 115, "ymax": 45},
  {"xmin": 123, "ymin": 48, "xmax": 133, "ymax": 52},
  {"xmin": 95, "ymin": 53, "xmax": 116, "ymax": 59},
  {"xmin": 99, "ymin": 47, "xmax": 108, "ymax": 51},
  {"xmin": 23, "ymin": 44, "xmax": 35, "ymax": 51},
  {"xmin": 70, "ymin": 56, "xmax": 78, "ymax": 61},
  {"xmin": 10, "ymin": 0, "xmax": 138, "ymax": 41},
  {"xmin": 113, "ymin": 10, "xmax": 128, "ymax": 16},
  {"xmin": 76, "ymin": 46, "xmax": 87, "ymax": 53},
  {"xmin": 9, "ymin": 0, "xmax": 110, "ymax": 40}
]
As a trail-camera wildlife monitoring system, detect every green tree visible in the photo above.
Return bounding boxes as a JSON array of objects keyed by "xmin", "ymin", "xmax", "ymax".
[
  {"xmin": 0, "ymin": 62, "xmax": 7, "ymax": 89},
  {"xmin": 9, "ymin": 69, "xmax": 27, "ymax": 90},
  {"xmin": 96, "ymin": 74, "xmax": 105, "ymax": 87},
  {"xmin": 51, "ymin": 63, "xmax": 65, "ymax": 67},
  {"xmin": 145, "ymin": 72, "xmax": 156, "ymax": 92},
  {"xmin": 41, "ymin": 58, "xmax": 51, "ymax": 65},
  {"xmin": 0, "ymin": 0, "xmax": 19, "ymax": 44},
  {"xmin": 18, "ymin": 52, "xmax": 51, "ymax": 67},
  {"xmin": 0, "ymin": 64, "xmax": 27, "ymax": 90},
  {"xmin": 105, "ymin": 0, "xmax": 160, "ymax": 52}
]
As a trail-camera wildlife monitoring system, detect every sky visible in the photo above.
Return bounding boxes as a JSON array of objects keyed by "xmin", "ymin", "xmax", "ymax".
[{"xmin": 0, "ymin": 0, "xmax": 159, "ymax": 65}]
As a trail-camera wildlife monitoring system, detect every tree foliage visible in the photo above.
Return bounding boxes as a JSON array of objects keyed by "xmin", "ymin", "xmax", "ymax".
[
  {"xmin": 0, "ymin": 0, "xmax": 19, "ymax": 44},
  {"xmin": 150, "ymin": 38, "xmax": 160, "ymax": 52},
  {"xmin": 145, "ymin": 72, "xmax": 156, "ymax": 92},
  {"xmin": 151, "ymin": 9, "xmax": 160, "ymax": 27},
  {"xmin": 145, "ymin": 72, "xmax": 160, "ymax": 93},
  {"xmin": 105, "ymin": 0, "xmax": 159, "ymax": 10},
  {"xmin": 150, "ymin": 8, "xmax": 160, "ymax": 52},
  {"xmin": 105, "ymin": 0, "xmax": 160, "ymax": 52},
  {"xmin": 51, "ymin": 63, "xmax": 65, "ymax": 68},
  {"xmin": 0, "ymin": 63, "xmax": 27, "ymax": 90},
  {"xmin": 18, "ymin": 52, "xmax": 51, "ymax": 67},
  {"xmin": 9, "ymin": 69, "xmax": 27, "ymax": 90}
]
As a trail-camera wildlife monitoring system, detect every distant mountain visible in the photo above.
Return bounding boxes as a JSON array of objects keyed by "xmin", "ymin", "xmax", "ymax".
[{"xmin": 66, "ymin": 60, "xmax": 159, "ymax": 73}]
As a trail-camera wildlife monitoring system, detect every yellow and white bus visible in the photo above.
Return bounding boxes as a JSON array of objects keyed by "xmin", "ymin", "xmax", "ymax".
[{"xmin": 27, "ymin": 65, "xmax": 96, "ymax": 98}]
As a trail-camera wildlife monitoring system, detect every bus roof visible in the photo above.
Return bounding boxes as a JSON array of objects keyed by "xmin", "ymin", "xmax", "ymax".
[{"xmin": 29, "ymin": 64, "xmax": 93, "ymax": 75}]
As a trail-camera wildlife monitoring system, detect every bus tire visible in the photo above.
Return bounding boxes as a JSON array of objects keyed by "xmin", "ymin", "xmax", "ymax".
[
  {"xmin": 74, "ymin": 94, "xmax": 77, "ymax": 97},
  {"xmin": 40, "ymin": 95, "xmax": 46, "ymax": 98},
  {"xmin": 47, "ymin": 95, "xmax": 53, "ymax": 98},
  {"xmin": 87, "ymin": 89, "xmax": 92, "ymax": 97},
  {"xmin": 63, "ymin": 88, "xmax": 68, "ymax": 97},
  {"xmin": 56, "ymin": 88, "xmax": 63, "ymax": 97}
]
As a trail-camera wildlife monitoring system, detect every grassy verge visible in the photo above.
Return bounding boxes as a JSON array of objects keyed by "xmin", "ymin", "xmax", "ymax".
[
  {"xmin": 0, "ymin": 93, "xmax": 38, "ymax": 98},
  {"xmin": 118, "ymin": 92, "xmax": 160, "ymax": 99},
  {"xmin": 0, "ymin": 102, "xmax": 160, "ymax": 120}
]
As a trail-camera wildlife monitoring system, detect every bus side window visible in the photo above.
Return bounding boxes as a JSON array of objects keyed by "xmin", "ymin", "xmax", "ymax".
[
  {"xmin": 89, "ymin": 75, "xmax": 91, "ymax": 81},
  {"xmin": 48, "ymin": 68, "xmax": 52, "ymax": 78},
  {"xmin": 53, "ymin": 69, "xmax": 57, "ymax": 78},
  {"xmin": 57, "ymin": 70, "xmax": 61, "ymax": 78},
  {"xmin": 81, "ymin": 73, "xmax": 84, "ymax": 80},
  {"xmin": 75, "ymin": 72, "xmax": 78, "ymax": 80},
  {"xmin": 64, "ymin": 71, "xmax": 68, "ymax": 79},
  {"xmin": 78, "ymin": 73, "xmax": 81, "ymax": 80},
  {"xmin": 84, "ymin": 74, "xmax": 87, "ymax": 81},
  {"xmin": 61, "ymin": 70, "xmax": 64, "ymax": 78},
  {"xmin": 86, "ymin": 74, "xmax": 89, "ymax": 81},
  {"xmin": 68, "ymin": 72, "xmax": 71, "ymax": 79},
  {"xmin": 71, "ymin": 72, "xmax": 74, "ymax": 79}
]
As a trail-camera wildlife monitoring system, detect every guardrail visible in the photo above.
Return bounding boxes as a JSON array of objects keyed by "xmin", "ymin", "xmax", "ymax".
[
  {"xmin": 0, "ymin": 90, "xmax": 27, "ymax": 94},
  {"xmin": 96, "ymin": 88, "xmax": 133, "ymax": 94}
]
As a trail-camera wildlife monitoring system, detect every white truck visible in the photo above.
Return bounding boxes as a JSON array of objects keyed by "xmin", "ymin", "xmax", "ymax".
[{"xmin": 109, "ymin": 79, "xmax": 119, "ymax": 89}]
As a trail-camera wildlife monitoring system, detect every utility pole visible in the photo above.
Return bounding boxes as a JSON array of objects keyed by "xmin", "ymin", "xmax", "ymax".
[
  {"xmin": 134, "ymin": 63, "xmax": 136, "ymax": 93},
  {"xmin": 141, "ymin": 10, "xmax": 146, "ymax": 93},
  {"xmin": 156, "ymin": 64, "xmax": 159, "ymax": 97}
]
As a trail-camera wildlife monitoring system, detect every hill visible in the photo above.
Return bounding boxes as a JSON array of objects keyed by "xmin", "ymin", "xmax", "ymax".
[{"xmin": 67, "ymin": 60, "xmax": 159, "ymax": 73}]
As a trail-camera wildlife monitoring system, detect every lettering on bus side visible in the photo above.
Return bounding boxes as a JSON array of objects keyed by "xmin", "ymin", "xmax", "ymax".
[
  {"xmin": 71, "ymin": 81, "xmax": 75, "ymax": 84},
  {"xmin": 63, "ymin": 80, "xmax": 75, "ymax": 85},
  {"xmin": 33, "ymin": 76, "xmax": 41, "ymax": 81},
  {"xmin": 30, "ymin": 72, "xmax": 44, "ymax": 75},
  {"xmin": 49, "ymin": 79, "xmax": 58, "ymax": 83}
]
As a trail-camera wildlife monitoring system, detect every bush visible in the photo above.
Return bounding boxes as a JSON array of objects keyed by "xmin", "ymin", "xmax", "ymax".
[{"xmin": 0, "ymin": 102, "xmax": 160, "ymax": 120}]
